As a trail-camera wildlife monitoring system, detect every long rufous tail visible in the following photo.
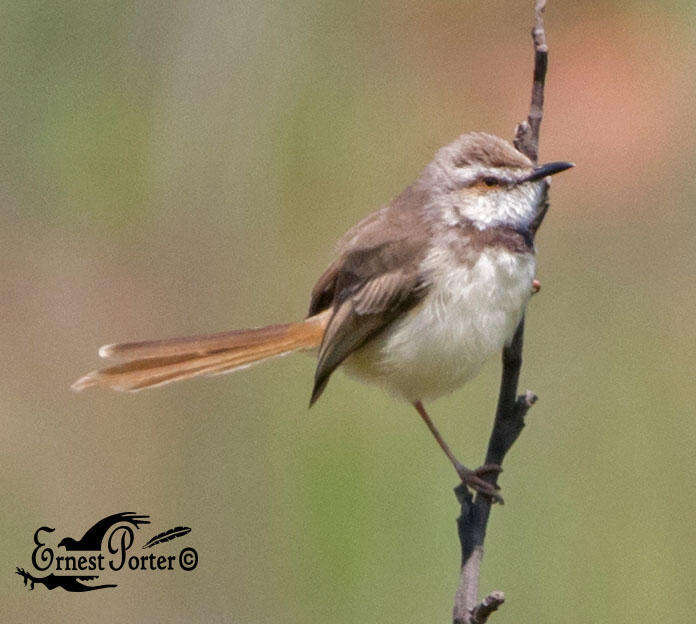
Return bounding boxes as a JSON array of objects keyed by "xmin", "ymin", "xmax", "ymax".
[{"xmin": 71, "ymin": 311, "xmax": 330, "ymax": 392}]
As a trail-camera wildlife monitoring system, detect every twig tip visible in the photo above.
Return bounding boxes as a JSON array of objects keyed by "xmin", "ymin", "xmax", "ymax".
[
  {"xmin": 524, "ymin": 391, "xmax": 538, "ymax": 406},
  {"xmin": 469, "ymin": 590, "xmax": 506, "ymax": 624}
]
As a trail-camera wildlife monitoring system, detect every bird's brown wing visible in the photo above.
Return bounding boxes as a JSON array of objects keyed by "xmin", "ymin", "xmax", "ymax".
[
  {"xmin": 308, "ymin": 258, "xmax": 341, "ymax": 318},
  {"xmin": 307, "ymin": 183, "xmax": 435, "ymax": 404},
  {"xmin": 308, "ymin": 183, "xmax": 431, "ymax": 317},
  {"xmin": 309, "ymin": 238, "xmax": 430, "ymax": 405}
]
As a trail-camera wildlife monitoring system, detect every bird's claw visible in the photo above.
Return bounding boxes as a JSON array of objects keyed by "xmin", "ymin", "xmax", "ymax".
[
  {"xmin": 16, "ymin": 568, "xmax": 34, "ymax": 590},
  {"xmin": 456, "ymin": 463, "xmax": 504, "ymax": 504}
]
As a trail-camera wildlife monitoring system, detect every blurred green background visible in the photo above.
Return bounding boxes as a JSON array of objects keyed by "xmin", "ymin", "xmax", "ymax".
[{"xmin": 2, "ymin": 1, "xmax": 695, "ymax": 622}]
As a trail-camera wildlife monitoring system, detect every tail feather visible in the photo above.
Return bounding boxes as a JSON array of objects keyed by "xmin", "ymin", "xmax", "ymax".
[
  {"xmin": 98, "ymin": 319, "xmax": 319, "ymax": 361},
  {"xmin": 72, "ymin": 312, "xmax": 329, "ymax": 393}
]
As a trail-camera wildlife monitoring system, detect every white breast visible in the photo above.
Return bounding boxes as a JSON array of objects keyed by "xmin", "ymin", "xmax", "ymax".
[{"xmin": 343, "ymin": 246, "xmax": 536, "ymax": 402}]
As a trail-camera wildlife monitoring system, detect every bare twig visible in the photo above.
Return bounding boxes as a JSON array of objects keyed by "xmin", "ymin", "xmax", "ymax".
[
  {"xmin": 514, "ymin": 0, "xmax": 549, "ymax": 163},
  {"xmin": 452, "ymin": 2, "xmax": 550, "ymax": 623}
]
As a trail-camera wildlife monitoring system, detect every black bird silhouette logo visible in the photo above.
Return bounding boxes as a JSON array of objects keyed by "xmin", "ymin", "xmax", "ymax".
[
  {"xmin": 16, "ymin": 512, "xmax": 195, "ymax": 592},
  {"xmin": 57, "ymin": 512, "xmax": 150, "ymax": 551},
  {"xmin": 15, "ymin": 568, "xmax": 116, "ymax": 592}
]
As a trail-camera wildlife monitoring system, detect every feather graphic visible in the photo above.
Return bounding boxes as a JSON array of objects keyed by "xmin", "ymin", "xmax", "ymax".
[{"xmin": 142, "ymin": 526, "xmax": 191, "ymax": 549}]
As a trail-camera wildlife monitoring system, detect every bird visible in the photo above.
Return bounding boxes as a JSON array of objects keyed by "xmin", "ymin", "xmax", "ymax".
[
  {"xmin": 72, "ymin": 132, "xmax": 572, "ymax": 500},
  {"xmin": 57, "ymin": 512, "xmax": 150, "ymax": 551}
]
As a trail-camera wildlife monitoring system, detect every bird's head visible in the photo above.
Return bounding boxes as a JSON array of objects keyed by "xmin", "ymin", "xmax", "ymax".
[
  {"xmin": 421, "ymin": 132, "xmax": 573, "ymax": 231},
  {"xmin": 57, "ymin": 537, "xmax": 75, "ymax": 549}
]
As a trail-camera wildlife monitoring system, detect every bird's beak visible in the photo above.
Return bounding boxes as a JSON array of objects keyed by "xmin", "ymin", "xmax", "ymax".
[{"xmin": 522, "ymin": 161, "xmax": 574, "ymax": 183}]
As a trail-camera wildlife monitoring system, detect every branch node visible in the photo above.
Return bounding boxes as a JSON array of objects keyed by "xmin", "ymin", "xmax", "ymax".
[
  {"xmin": 469, "ymin": 590, "xmax": 506, "ymax": 624},
  {"xmin": 513, "ymin": 121, "xmax": 532, "ymax": 153},
  {"xmin": 523, "ymin": 390, "xmax": 538, "ymax": 407}
]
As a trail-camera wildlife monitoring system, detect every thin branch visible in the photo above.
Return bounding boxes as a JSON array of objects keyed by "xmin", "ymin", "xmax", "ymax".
[
  {"xmin": 452, "ymin": 1, "xmax": 550, "ymax": 623},
  {"xmin": 514, "ymin": 0, "xmax": 549, "ymax": 163}
]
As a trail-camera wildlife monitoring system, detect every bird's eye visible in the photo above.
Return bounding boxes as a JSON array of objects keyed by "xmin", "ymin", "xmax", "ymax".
[{"xmin": 482, "ymin": 176, "xmax": 499, "ymax": 187}]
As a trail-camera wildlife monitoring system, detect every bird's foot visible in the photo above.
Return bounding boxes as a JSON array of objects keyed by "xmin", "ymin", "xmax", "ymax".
[
  {"xmin": 455, "ymin": 462, "xmax": 504, "ymax": 504},
  {"xmin": 15, "ymin": 568, "xmax": 35, "ymax": 590}
]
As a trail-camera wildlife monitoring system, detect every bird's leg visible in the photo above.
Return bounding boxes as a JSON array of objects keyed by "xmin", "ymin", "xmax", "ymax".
[{"xmin": 412, "ymin": 401, "xmax": 503, "ymax": 504}]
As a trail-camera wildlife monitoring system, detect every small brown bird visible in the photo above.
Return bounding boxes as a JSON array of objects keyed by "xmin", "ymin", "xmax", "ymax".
[{"xmin": 73, "ymin": 132, "xmax": 572, "ymax": 499}]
